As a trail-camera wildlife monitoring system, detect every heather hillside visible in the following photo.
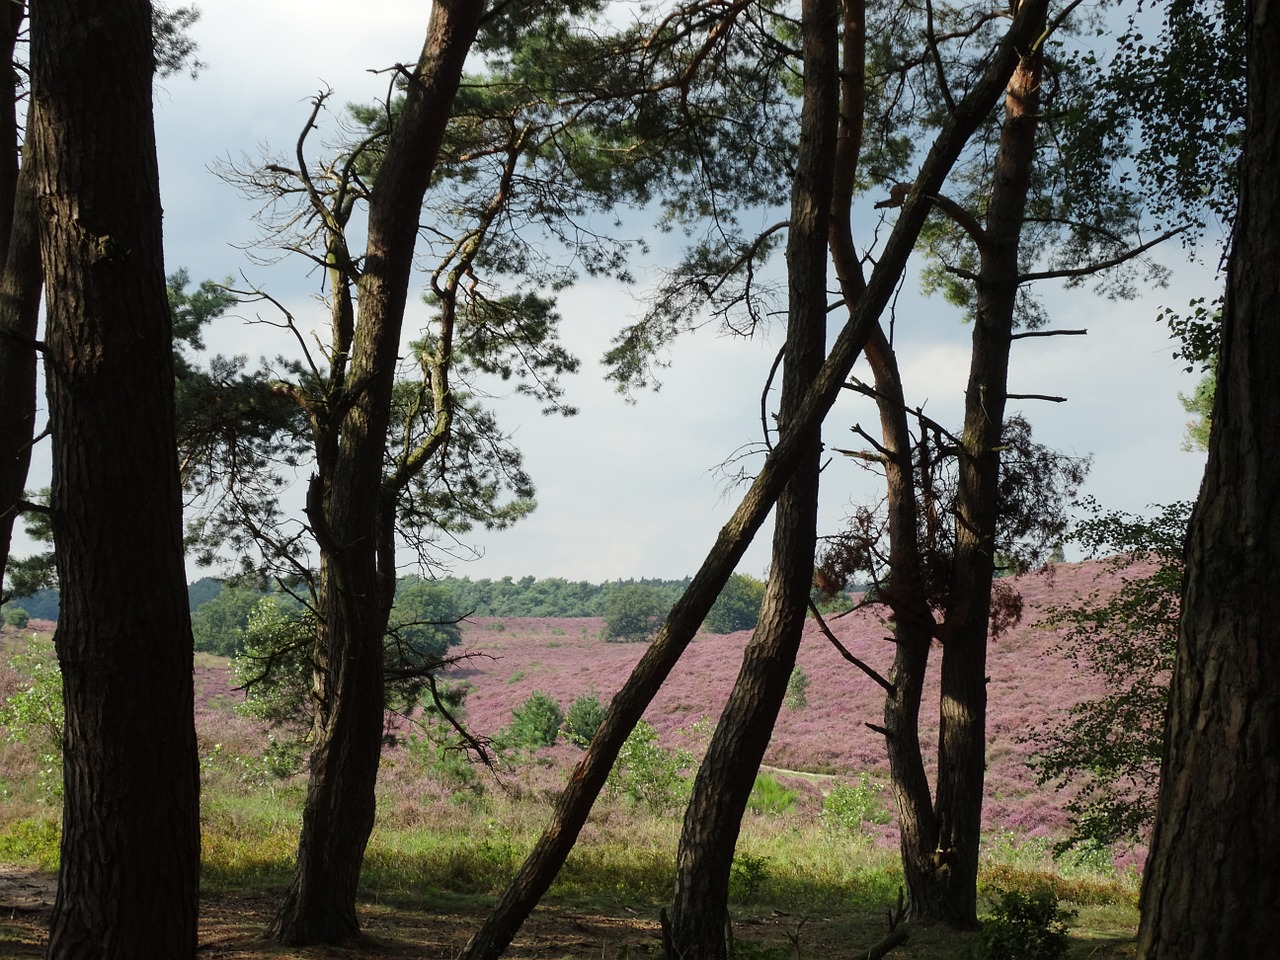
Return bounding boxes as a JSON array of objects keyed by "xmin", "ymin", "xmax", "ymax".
[
  {"xmin": 426, "ymin": 560, "xmax": 1139, "ymax": 851},
  {"xmin": 177, "ymin": 559, "xmax": 1139, "ymax": 855}
]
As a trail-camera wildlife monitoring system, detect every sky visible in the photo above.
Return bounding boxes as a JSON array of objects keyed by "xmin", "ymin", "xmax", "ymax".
[{"xmin": 18, "ymin": 0, "xmax": 1221, "ymax": 585}]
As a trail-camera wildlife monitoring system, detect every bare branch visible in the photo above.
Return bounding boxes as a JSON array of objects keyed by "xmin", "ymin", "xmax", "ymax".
[
  {"xmin": 809, "ymin": 602, "xmax": 895, "ymax": 694},
  {"xmin": 1009, "ymin": 327, "xmax": 1086, "ymax": 340},
  {"xmin": 1005, "ymin": 393, "xmax": 1067, "ymax": 403},
  {"xmin": 1018, "ymin": 227, "xmax": 1188, "ymax": 284}
]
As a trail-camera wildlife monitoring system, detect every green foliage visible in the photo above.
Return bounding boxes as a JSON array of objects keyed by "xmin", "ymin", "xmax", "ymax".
[
  {"xmin": 404, "ymin": 680, "xmax": 479, "ymax": 791},
  {"xmin": 972, "ymin": 888, "xmax": 1076, "ymax": 960},
  {"xmin": 704, "ymin": 572, "xmax": 767, "ymax": 634},
  {"xmin": 606, "ymin": 720, "xmax": 693, "ymax": 809},
  {"xmin": 601, "ymin": 583, "xmax": 667, "ymax": 642},
  {"xmin": 235, "ymin": 581, "xmax": 462, "ymax": 755},
  {"xmin": 747, "ymin": 773, "xmax": 797, "ymax": 815},
  {"xmin": 729, "ymin": 853, "xmax": 772, "ymax": 902},
  {"xmin": 431, "ymin": 575, "xmax": 691, "ymax": 618},
  {"xmin": 0, "ymin": 636, "xmax": 64, "ymax": 802},
  {"xmin": 502, "ymin": 691, "xmax": 564, "ymax": 751},
  {"xmin": 187, "ymin": 576, "xmax": 224, "ymax": 611},
  {"xmin": 3, "ymin": 607, "xmax": 29, "ymax": 629},
  {"xmin": 822, "ymin": 774, "xmax": 892, "ymax": 831},
  {"xmin": 0, "ymin": 817, "xmax": 61, "ymax": 870},
  {"xmin": 191, "ymin": 583, "xmax": 263, "ymax": 656},
  {"xmin": 234, "ymin": 598, "xmax": 316, "ymax": 747},
  {"xmin": 385, "ymin": 580, "xmax": 464, "ymax": 714},
  {"xmin": 784, "ymin": 666, "xmax": 809, "ymax": 710},
  {"xmin": 1026, "ymin": 499, "xmax": 1189, "ymax": 850},
  {"xmin": 2, "ymin": 490, "xmax": 55, "ymax": 607},
  {"xmin": 1179, "ymin": 367, "xmax": 1216, "ymax": 452},
  {"xmin": 563, "ymin": 690, "xmax": 608, "ymax": 748}
]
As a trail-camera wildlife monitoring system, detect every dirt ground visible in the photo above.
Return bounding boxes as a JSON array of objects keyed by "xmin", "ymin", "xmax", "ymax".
[
  {"xmin": 0, "ymin": 864, "xmax": 1140, "ymax": 960},
  {"xmin": 0, "ymin": 864, "xmax": 858, "ymax": 960}
]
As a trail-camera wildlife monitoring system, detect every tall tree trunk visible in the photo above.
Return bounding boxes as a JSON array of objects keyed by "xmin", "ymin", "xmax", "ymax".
[
  {"xmin": 1136, "ymin": 2, "xmax": 1280, "ymax": 954},
  {"xmin": 0, "ymin": 3, "xmax": 40, "ymax": 600},
  {"xmin": 929, "ymin": 12, "xmax": 1043, "ymax": 925},
  {"xmin": 665, "ymin": 2, "xmax": 837, "ymax": 955},
  {"xmin": 459, "ymin": 5, "xmax": 1051, "ymax": 957},
  {"xmin": 862, "ymin": 323, "xmax": 948, "ymax": 917},
  {"xmin": 270, "ymin": 0, "xmax": 482, "ymax": 944},
  {"xmin": 30, "ymin": 1, "xmax": 201, "ymax": 956}
]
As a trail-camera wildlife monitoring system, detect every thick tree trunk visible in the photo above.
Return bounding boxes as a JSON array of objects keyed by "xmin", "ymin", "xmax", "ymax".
[
  {"xmin": 666, "ymin": 3, "xmax": 836, "ymax": 955},
  {"xmin": 460, "ymin": 6, "xmax": 1051, "ymax": 958},
  {"xmin": 270, "ymin": 0, "xmax": 482, "ymax": 944},
  {"xmin": 30, "ymin": 2, "xmax": 201, "ymax": 956},
  {"xmin": 1136, "ymin": 3, "xmax": 1280, "ymax": 954}
]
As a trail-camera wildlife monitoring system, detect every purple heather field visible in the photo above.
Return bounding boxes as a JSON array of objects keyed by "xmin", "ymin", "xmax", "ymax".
[{"xmin": 191, "ymin": 560, "xmax": 1150, "ymax": 864}]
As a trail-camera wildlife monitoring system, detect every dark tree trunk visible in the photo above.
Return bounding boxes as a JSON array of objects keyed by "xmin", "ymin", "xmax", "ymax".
[
  {"xmin": 0, "ymin": 3, "xmax": 41, "ymax": 600},
  {"xmin": 927, "ymin": 15, "xmax": 1042, "ymax": 926},
  {"xmin": 269, "ymin": 0, "xmax": 482, "ymax": 944},
  {"xmin": 1136, "ymin": 3, "xmax": 1280, "ymax": 954},
  {"xmin": 460, "ymin": 6, "xmax": 1050, "ymax": 957},
  {"xmin": 30, "ymin": 1, "xmax": 201, "ymax": 956},
  {"xmin": 666, "ymin": 3, "xmax": 837, "ymax": 955},
  {"xmin": 841, "ymin": 4, "xmax": 1044, "ymax": 924},
  {"xmin": 861, "ymin": 324, "xmax": 947, "ymax": 916}
]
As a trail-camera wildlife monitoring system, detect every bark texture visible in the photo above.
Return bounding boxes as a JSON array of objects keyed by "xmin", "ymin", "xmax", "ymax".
[
  {"xmin": 31, "ymin": 1, "xmax": 201, "ymax": 956},
  {"xmin": 270, "ymin": 0, "xmax": 482, "ymax": 944},
  {"xmin": 1136, "ymin": 1, "xmax": 1280, "ymax": 954},
  {"xmin": 666, "ymin": 1, "xmax": 836, "ymax": 954},
  {"xmin": 0, "ymin": 3, "xmax": 40, "ymax": 599},
  {"xmin": 459, "ymin": 4, "xmax": 1050, "ymax": 957}
]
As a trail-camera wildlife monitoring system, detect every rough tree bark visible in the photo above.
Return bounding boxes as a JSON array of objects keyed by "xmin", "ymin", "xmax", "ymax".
[
  {"xmin": 924, "ymin": 4, "xmax": 1044, "ymax": 925},
  {"xmin": 458, "ymin": 3, "xmax": 1050, "ymax": 956},
  {"xmin": 30, "ymin": 1, "xmax": 201, "ymax": 956},
  {"xmin": 269, "ymin": 0, "xmax": 483, "ymax": 944},
  {"xmin": 1136, "ymin": 0, "xmax": 1280, "ymax": 954},
  {"xmin": 665, "ymin": 1, "xmax": 837, "ymax": 955},
  {"xmin": 0, "ymin": 2, "xmax": 41, "ymax": 600}
]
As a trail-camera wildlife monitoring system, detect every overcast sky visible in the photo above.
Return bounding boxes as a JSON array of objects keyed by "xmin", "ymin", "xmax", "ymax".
[{"xmin": 23, "ymin": 1, "xmax": 1220, "ymax": 584}]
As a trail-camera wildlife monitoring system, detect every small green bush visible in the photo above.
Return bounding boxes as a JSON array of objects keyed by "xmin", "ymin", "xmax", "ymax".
[
  {"xmin": 747, "ymin": 772, "xmax": 797, "ymax": 815},
  {"xmin": 822, "ymin": 773, "xmax": 892, "ymax": 830},
  {"xmin": 0, "ymin": 636, "xmax": 63, "ymax": 801},
  {"xmin": 3, "ymin": 606, "xmax": 30, "ymax": 629},
  {"xmin": 729, "ymin": 852, "xmax": 771, "ymax": 902},
  {"xmin": 607, "ymin": 720, "xmax": 693, "ymax": 809},
  {"xmin": 973, "ymin": 888, "xmax": 1076, "ymax": 960},
  {"xmin": 504, "ymin": 690, "xmax": 563, "ymax": 750},
  {"xmin": 563, "ymin": 690, "xmax": 608, "ymax": 748}
]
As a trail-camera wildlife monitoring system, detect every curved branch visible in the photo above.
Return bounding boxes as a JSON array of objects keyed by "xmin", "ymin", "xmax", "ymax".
[
  {"xmin": 1017, "ymin": 227, "xmax": 1188, "ymax": 284},
  {"xmin": 809, "ymin": 601, "xmax": 895, "ymax": 694}
]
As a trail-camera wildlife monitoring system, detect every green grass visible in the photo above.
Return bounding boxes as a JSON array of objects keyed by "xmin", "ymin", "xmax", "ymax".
[{"xmin": 0, "ymin": 742, "xmax": 1140, "ymax": 959}]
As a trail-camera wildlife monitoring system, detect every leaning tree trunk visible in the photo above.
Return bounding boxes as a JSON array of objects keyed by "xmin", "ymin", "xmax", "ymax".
[
  {"xmin": 269, "ymin": 0, "xmax": 482, "ymax": 944},
  {"xmin": 31, "ymin": 1, "xmax": 201, "ymax": 956},
  {"xmin": 665, "ymin": 3, "xmax": 836, "ymax": 955},
  {"xmin": 1136, "ymin": 3, "xmax": 1280, "ymax": 954},
  {"xmin": 459, "ymin": 6, "xmax": 1052, "ymax": 958}
]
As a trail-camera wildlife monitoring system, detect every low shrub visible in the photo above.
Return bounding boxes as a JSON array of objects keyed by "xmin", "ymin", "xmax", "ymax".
[{"xmin": 972, "ymin": 887, "xmax": 1076, "ymax": 960}]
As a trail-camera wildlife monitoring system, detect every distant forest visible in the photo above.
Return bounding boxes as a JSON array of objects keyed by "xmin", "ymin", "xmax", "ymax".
[{"xmin": 3, "ymin": 575, "xmax": 700, "ymax": 623}]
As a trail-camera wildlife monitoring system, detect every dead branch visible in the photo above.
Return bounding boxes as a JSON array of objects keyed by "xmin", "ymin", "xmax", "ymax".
[
  {"xmin": 1005, "ymin": 392, "xmax": 1067, "ymax": 402},
  {"xmin": 1017, "ymin": 226, "xmax": 1188, "ymax": 284},
  {"xmin": 1009, "ymin": 327, "xmax": 1086, "ymax": 340},
  {"xmin": 809, "ymin": 602, "xmax": 894, "ymax": 694}
]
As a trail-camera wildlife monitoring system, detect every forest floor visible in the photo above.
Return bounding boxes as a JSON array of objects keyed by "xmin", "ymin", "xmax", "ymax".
[{"xmin": 0, "ymin": 862, "xmax": 1137, "ymax": 960}]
